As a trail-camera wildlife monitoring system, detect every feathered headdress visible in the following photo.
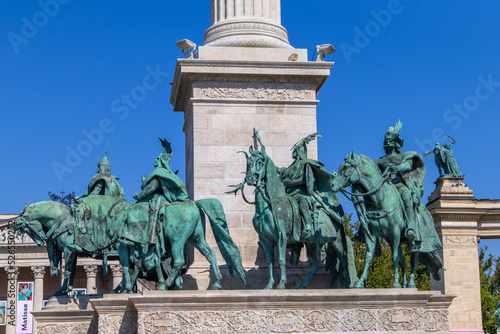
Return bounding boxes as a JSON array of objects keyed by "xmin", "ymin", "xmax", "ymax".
[
  {"xmin": 292, "ymin": 132, "xmax": 323, "ymax": 153},
  {"xmin": 159, "ymin": 138, "xmax": 173, "ymax": 156},
  {"xmin": 384, "ymin": 120, "xmax": 404, "ymax": 148}
]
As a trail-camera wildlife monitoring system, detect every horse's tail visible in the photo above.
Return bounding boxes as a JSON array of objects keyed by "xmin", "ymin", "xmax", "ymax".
[{"xmin": 195, "ymin": 198, "xmax": 246, "ymax": 284}]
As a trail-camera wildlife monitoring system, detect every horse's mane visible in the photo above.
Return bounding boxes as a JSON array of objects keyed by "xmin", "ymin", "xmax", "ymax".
[
  {"xmin": 260, "ymin": 152, "xmax": 287, "ymax": 199},
  {"xmin": 356, "ymin": 154, "xmax": 383, "ymax": 178}
]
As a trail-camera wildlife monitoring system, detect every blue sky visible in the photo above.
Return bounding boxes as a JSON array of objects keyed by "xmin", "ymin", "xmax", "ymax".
[{"xmin": 1, "ymin": 1, "xmax": 500, "ymax": 253}]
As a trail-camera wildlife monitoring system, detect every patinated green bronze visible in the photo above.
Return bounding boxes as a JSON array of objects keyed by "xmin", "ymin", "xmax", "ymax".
[
  {"xmin": 332, "ymin": 121, "xmax": 444, "ymax": 288},
  {"xmin": 424, "ymin": 135, "xmax": 462, "ymax": 178},
  {"xmin": 117, "ymin": 138, "xmax": 245, "ymax": 292},
  {"xmin": 14, "ymin": 197, "xmax": 129, "ymax": 295},
  {"xmin": 228, "ymin": 130, "xmax": 357, "ymax": 289},
  {"xmin": 14, "ymin": 152, "xmax": 129, "ymax": 295},
  {"xmin": 15, "ymin": 140, "xmax": 245, "ymax": 295}
]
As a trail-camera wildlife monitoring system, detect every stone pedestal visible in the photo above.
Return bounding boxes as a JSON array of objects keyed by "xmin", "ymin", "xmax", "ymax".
[
  {"xmin": 32, "ymin": 289, "xmax": 455, "ymax": 333},
  {"xmin": 33, "ymin": 296, "xmax": 100, "ymax": 334},
  {"xmin": 170, "ymin": 58, "xmax": 333, "ymax": 288},
  {"xmin": 427, "ymin": 177, "xmax": 483, "ymax": 333}
]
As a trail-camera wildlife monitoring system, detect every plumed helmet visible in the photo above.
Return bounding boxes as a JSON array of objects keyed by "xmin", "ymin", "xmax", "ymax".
[
  {"xmin": 384, "ymin": 120, "xmax": 404, "ymax": 148},
  {"xmin": 97, "ymin": 144, "xmax": 111, "ymax": 168}
]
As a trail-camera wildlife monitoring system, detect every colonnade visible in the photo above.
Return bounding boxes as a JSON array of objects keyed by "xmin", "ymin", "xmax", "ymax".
[{"xmin": 3, "ymin": 264, "xmax": 122, "ymax": 334}]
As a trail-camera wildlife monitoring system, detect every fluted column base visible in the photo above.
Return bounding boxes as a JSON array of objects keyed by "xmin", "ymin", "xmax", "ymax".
[{"xmin": 204, "ymin": 19, "xmax": 290, "ymax": 48}]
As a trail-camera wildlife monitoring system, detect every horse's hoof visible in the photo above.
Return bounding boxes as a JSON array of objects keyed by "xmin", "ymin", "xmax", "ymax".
[
  {"xmin": 264, "ymin": 284, "xmax": 273, "ymax": 290},
  {"xmin": 211, "ymin": 282, "xmax": 221, "ymax": 290},
  {"xmin": 277, "ymin": 283, "xmax": 286, "ymax": 290},
  {"xmin": 353, "ymin": 281, "xmax": 365, "ymax": 288},
  {"xmin": 392, "ymin": 283, "xmax": 402, "ymax": 288},
  {"xmin": 157, "ymin": 284, "xmax": 167, "ymax": 291},
  {"xmin": 407, "ymin": 283, "xmax": 416, "ymax": 289}
]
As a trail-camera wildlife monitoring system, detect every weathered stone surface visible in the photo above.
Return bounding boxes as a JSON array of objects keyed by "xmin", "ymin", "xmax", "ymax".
[{"xmin": 32, "ymin": 290, "xmax": 455, "ymax": 334}]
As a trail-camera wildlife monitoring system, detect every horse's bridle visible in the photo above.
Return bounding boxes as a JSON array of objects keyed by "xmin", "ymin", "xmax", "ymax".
[{"xmin": 338, "ymin": 160, "xmax": 389, "ymax": 201}]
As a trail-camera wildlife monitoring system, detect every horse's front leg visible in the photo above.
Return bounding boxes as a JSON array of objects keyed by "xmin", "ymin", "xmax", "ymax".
[
  {"xmin": 398, "ymin": 243, "xmax": 407, "ymax": 288},
  {"xmin": 117, "ymin": 243, "xmax": 133, "ymax": 293},
  {"xmin": 297, "ymin": 242, "xmax": 318, "ymax": 289},
  {"xmin": 276, "ymin": 231, "xmax": 287, "ymax": 289},
  {"xmin": 407, "ymin": 252, "xmax": 419, "ymax": 288},
  {"xmin": 390, "ymin": 233, "xmax": 402, "ymax": 288},
  {"xmin": 54, "ymin": 249, "xmax": 75, "ymax": 296},
  {"xmin": 354, "ymin": 237, "xmax": 376, "ymax": 288},
  {"xmin": 260, "ymin": 238, "xmax": 275, "ymax": 289}
]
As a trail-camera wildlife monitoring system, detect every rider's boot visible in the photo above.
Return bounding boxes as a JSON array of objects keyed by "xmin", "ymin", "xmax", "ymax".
[
  {"xmin": 301, "ymin": 218, "xmax": 313, "ymax": 240},
  {"xmin": 404, "ymin": 202, "xmax": 417, "ymax": 241}
]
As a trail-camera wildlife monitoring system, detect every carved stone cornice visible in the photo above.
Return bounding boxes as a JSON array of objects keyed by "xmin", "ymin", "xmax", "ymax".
[
  {"xmin": 171, "ymin": 60, "xmax": 332, "ymax": 113},
  {"xmin": 31, "ymin": 266, "xmax": 46, "ymax": 279},
  {"xmin": 84, "ymin": 265, "xmax": 99, "ymax": 278},
  {"xmin": 428, "ymin": 176, "xmax": 474, "ymax": 203}
]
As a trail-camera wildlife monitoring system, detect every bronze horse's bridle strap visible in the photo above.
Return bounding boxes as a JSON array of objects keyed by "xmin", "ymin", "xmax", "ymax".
[
  {"xmin": 339, "ymin": 162, "xmax": 390, "ymax": 200},
  {"xmin": 45, "ymin": 212, "xmax": 71, "ymax": 240}
]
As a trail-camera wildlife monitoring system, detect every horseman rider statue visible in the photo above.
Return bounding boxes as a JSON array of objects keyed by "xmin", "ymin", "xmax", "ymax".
[
  {"xmin": 375, "ymin": 120, "xmax": 422, "ymax": 242},
  {"xmin": 75, "ymin": 149, "xmax": 125, "ymax": 201},
  {"xmin": 278, "ymin": 133, "xmax": 343, "ymax": 241},
  {"xmin": 71, "ymin": 149, "xmax": 126, "ymax": 252},
  {"xmin": 121, "ymin": 138, "xmax": 189, "ymax": 256}
]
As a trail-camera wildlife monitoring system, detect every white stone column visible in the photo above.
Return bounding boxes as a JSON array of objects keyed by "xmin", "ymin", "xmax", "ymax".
[
  {"xmin": 110, "ymin": 265, "xmax": 123, "ymax": 290},
  {"xmin": 4, "ymin": 267, "xmax": 19, "ymax": 334},
  {"xmin": 205, "ymin": 0, "xmax": 290, "ymax": 48},
  {"xmin": 31, "ymin": 266, "xmax": 45, "ymax": 311},
  {"xmin": 83, "ymin": 265, "xmax": 98, "ymax": 294},
  {"xmin": 31, "ymin": 266, "xmax": 45, "ymax": 334}
]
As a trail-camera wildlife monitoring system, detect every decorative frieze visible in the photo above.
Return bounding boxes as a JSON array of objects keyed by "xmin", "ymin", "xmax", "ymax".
[
  {"xmin": 442, "ymin": 234, "xmax": 478, "ymax": 247},
  {"xmin": 137, "ymin": 308, "xmax": 448, "ymax": 333},
  {"xmin": 193, "ymin": 81, "xmax": 316, "ymax": 101}
]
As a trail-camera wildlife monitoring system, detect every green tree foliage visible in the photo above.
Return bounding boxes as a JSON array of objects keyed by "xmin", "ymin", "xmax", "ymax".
[
  {"xmin": 479, "ymin": 245, "xmax": 500, "ymax": 334},
  {"xmin": 343, "ymin": 214, "xmax": 430, "ymax": 290}
]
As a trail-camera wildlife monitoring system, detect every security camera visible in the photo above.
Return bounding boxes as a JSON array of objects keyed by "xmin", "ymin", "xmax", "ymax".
[
  {"xmin": 175, "ymin": 39, "xmax": 197, "ymax": 59},
  {"xmin": 316, "ymin": 44, "xmax": 336, "ymax": 62}
]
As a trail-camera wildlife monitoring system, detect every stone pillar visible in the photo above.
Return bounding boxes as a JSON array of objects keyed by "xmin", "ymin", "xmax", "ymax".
[
  {"xmin": 171, "ymin": 2, "xmax": 333, "ymax": 289},
  {"xmin": 31, "ymin": 266, "xmax": 45, "ymax": 334},
  {"xmin": 4, "ymin": 267, "xmax": 19, "ymax": 334},
  {"xmin": 83, "ymin": 265, "xmax": 98, "ymax": 295},
  {"xmin": 31, "ymin": 266, "xmax": 46, "ymax": 311},
  {"xmin": 205, "ymin": 0, "xmax": 290, "ymax": 48},
  {"xmin": 427, "ymin": 177, "xmax": 483, "ymax": 333},
  {"xmin": 110, "ymin": 265, "xmax": 123, "ymax": 290}
]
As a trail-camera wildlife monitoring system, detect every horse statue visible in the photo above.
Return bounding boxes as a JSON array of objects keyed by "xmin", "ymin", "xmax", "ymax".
[
  {"xmin": 331, "ymin": 152, "xmax": 444, "ymax": 288},
  {"xmin": 14, "ymin": 196, "xmax": 130, "ymax": 295},
  {"xmin": 228, "ymin": 133, "xmax": 357, "ymax": 289},
  {"xmin": 117, "ymin": 198, "xmax": 246, "ymax": 292}
]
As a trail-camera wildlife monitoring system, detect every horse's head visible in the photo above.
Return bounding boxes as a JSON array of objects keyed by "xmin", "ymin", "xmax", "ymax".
[
  {"xmin": 14, "ymin": 213, "xmax": 45, "ymax": 247},
  {"xmin": 332, "ymin": 151, "xmax": 361, "ymax": 192},
  {"xmin": 241, "ymin": 146, "xmax": 268, "ymax": 187}
]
